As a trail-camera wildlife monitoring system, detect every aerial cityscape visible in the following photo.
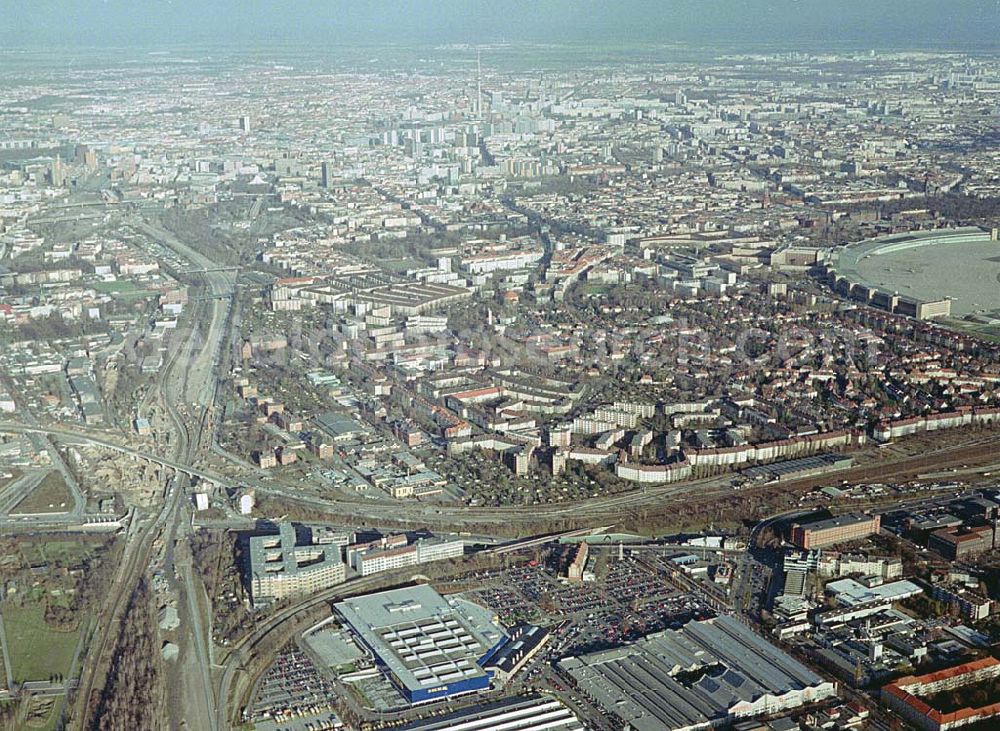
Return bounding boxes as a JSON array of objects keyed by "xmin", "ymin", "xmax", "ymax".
[{"xmin": 3, "ymin": 2, "xmax": 1000, "ymax": 730}]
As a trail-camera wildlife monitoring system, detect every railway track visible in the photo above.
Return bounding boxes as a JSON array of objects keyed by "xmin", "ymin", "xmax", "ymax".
[
  {"xmin": 73, "ymin": 277, "xmax": 216, "ymax": 728},
  {"xmin": 252, "ymin": 430, "xmax": 1000, "ymax": 528}
]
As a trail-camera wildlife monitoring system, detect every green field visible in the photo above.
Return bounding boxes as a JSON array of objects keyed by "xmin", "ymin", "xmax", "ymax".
[
  {"xmin": 91, "ymin": 280, "xmax": 157, "ymax": 299},
  {"xmin": 11, "ymin": 472, "xmax": 73, "ymax": 515},
  {"xmin": 19, "ymin": 539, "xmax": 95, "ymax": 568},
  {"xmin": 19, "ymin": 695, "xmax": 61, "ymax": 731},
  {"xmin": 1, "ymin": 604, "xmax": 80, "ymax": 683}
]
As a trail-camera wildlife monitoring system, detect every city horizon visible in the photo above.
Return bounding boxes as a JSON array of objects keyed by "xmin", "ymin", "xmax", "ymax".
[
  {"xmin": 3, "ymin": 5, "xmax": 1000, "ymax": 731},
  {"xmin": 5, "ymin": 0, "xmax": 1000, "ymax": 48}
]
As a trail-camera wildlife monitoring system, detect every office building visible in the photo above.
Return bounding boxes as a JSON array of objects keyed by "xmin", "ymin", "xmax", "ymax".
[
  {"xmin": 790, "ymin": 514, "xmax": 880, "ymax": 549},
  {"xmin": 249, "ymin": 523, "xmax": 346, "ymax": 607},
  {"xmin": 928, "ymin": 525, "xmax": 994, "ymax": 560},
  {"xmin": 348, "ymin": 535, "xmax": 464, "ymax": 576}
]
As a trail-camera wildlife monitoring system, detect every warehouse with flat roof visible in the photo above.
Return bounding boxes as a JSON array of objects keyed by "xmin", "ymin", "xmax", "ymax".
[
  {"xmin": 559, "ymin": 614, "xmax": 836, "ymax": 731},
  {"xmin": 335, "ymin": 584, "xmax": 506, "ymax": 705},
  {"xmin": 398, "ymin": 695, "xmax": 585, "ymax": 731}
]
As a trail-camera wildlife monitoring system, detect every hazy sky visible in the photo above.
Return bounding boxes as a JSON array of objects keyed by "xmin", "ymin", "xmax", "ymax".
[{"xmin": 3, "ymin": 0, "xmax": 999, "ymax": 49}]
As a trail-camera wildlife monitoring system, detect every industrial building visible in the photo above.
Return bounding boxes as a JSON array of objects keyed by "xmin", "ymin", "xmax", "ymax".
[
  {"xmin": 334, "ymin": 584, "xmax": 507, "ymax": 705},
  {"xmin": 559, "ymin": 614, "xmax": 837, "ymax": 731},
  {"xmin": 790, "ymin": 513, "xmax": 880, "ymax": 550},
  {"xmin": 248, "ymin": 523, "xmax": 346, "ymax": 607},
  {"xmin": 825, "ymin": 578, "xmax": 923, "ymax": 608},
  {"xmin": 740, "ymin": 453, "xmax": 853, "ymax": 483},
  {"xmin": 398, "ymin": 695, "xmax": 584, "ymax": 731},
  {"xmin": 483, "ymin": 625, "xmax": 550, "ymax": 685},
  {"xmin": 314, "ymin": 411, "xmax": 370, "ymax": 442}
]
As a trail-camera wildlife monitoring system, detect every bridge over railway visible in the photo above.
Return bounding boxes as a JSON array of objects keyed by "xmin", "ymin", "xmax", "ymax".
[{"xmin": 0, "ymin": 422, "xmax": 229, "ymax": 488}]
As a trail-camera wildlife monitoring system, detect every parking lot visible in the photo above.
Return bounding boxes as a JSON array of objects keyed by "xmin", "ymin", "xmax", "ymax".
[
  {"xmin": 247, "ymin": 643, "xmax": 342, "ymax": 729},
  {"xmin": 462, "ymin": 552, "xmax": 716, "ymax": 657}
]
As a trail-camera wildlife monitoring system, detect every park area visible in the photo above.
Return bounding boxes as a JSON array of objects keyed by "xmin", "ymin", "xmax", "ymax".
[
  {"xmin": 0, "ymin": 537, "xmax": 108, "ymax": 731},
  {"xmin": 1, "ymin": 604, "xmax": 80, "ymax": 684},
  {"xmin": 0, "ymin": 536, "xmax": 113, "ymax": 687}
]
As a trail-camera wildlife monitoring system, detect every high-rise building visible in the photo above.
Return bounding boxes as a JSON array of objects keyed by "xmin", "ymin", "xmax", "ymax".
[
  {"xmin": 239, "ymin": 115, "xmax": 251, "ymax": 133},
  {"xmin": 49, "ymin": 155, "xmax": 65, "ymax": 187},
  {"xmin": 476, "ymin": 48, "xmax": 483, "ymax": 117},
  {"xmin": 320, "ymin": 161, "xmax": 331, "ymax": 188}
]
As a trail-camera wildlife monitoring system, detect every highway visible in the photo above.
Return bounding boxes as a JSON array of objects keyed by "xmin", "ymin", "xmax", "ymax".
[
  {"xmin": 131, "ymin": 218, "xmax": 237, "ymax": 410},
  {"xmin": 139, "ymin": 215, "xmax": 232, "ymax": 731},
  {"xmin": 0, "ymin": 422, "xmax": 224, "ymax": 484},
  {"xmin": 0, "ymin": 614, "xmax": 14, "ymax": 693},
  {"xmin": 69, "ymin": 211, "xmax": 234, "ymax": 730},
  {"xmin": 729, "ymin": 508, "xmax": 814, "ymax": 615},
  {"xmin": 0, "ymin": 471, "xmax": 49, "ymax": 514},
  {"xmin": 0, "ymin": 372, "xmax": 86, "ymax": 517},
  {"xmin": 0, "ymin": 419, "xmax": 753, "ymax": 531}
]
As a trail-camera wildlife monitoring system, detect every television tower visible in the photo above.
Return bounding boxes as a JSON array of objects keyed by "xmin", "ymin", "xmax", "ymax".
[{"xmin": 476, "ymin": 48, "xmax": 483, "ymax": 117}]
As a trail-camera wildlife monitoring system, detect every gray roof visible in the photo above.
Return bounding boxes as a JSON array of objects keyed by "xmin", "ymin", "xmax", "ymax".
[
  {"xmin": 398, "ymin": 695, "xmax": 585, "ymax": 731},
  {"xmin": 315, "ymin": 411, "xmax": 369, "ymax": 438},
  {"xmin": 249, "ymin": 523, "xmax": 343, "ymax": 584},
  {"xmin": 559, "ymin": 615, "xmax": 834, "ymax": 731},
  {"xmin": 336, "ymin": 584, "xmax": 505, "ymax": 695},
  {"xmin": 796, "ymin": 512, "xmax": 874, "ymax": 533}
]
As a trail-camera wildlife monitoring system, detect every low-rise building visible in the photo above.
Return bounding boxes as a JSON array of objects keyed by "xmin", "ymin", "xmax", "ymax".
[
  {"xmin": 335, "ymin": 584, "xmax": 505, "ymax": 705},
  {"xmin": 560, "ymin": 615, "xmax": 837, "ymax": 731},
  {"xmin": 398, "ymin": 695, "xmax": 583, "ymax": 731}
]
